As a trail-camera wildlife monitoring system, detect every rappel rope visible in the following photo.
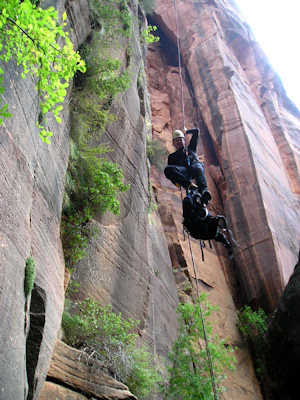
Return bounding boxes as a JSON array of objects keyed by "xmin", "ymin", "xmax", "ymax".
[
  {"xmin": 173, "ymin": 1, "xmax": 218, "ymax": 399},
  {"xmin": 173, "ymin": 0, "xmax": 186, "ymax": 133},
  {"xmin": 188, "ymin": 235, "xmax": 218, "ymax": 400}
]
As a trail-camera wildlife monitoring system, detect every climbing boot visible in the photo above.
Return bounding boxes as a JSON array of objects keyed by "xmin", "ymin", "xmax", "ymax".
[
  {"xmin": 188, "ymin": 182, "xmax": 198, "ymax": 191},
  {"xmin": 201, "ymin": 189, "xmax": 211, "ymax": 205}
]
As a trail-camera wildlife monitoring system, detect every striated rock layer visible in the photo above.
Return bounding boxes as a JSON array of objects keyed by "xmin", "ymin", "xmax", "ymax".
[
  {"xmin": 147, "ymin": 0, "xmax": 300, "ymax": 313},
  {"xmin": 0, "ymin": 1, "xmax": 91, "ymax": 398},
  {"xmin": 40, "ymin": 340, "xmax": 137, "ymax": 400},
  {"xmin": 70, "ymin": 0, "xmax": 180, "ymax": 373}
]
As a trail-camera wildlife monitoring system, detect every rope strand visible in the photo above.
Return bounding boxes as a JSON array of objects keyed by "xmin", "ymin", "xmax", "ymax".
[
  {"xmin": 173, "ymin": 1, "xmax": 218, "ymax": 398},
  {"xmin": 173, "ymin": 0, "xmax": 186, "ymax": 131},
  {"xmin": 188, "ymin": 234, "xmax": 218, "ymax": 400}
]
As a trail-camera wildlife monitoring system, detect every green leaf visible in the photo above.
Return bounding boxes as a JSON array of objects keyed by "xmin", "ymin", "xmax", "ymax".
[{"xmin": 57, "ymin": 88, "xmax": 67, "ymax": 97}]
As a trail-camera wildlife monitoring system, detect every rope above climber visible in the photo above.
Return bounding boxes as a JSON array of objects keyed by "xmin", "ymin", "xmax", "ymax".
[{"xmin": 164, "ymin": 127, "xmax": 212, "ymax": 205}]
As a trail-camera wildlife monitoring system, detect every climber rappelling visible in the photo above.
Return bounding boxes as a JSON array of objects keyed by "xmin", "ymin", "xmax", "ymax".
[
  {"xmin": 164, "ymin": 127, "xmax": 211, "ymax": 205},
  {"xmin": 164, "ymin": 0, "xmax": 235, "ymax": 261},
  {"xmin": 164, "ymin": 127, "xmax": 233, "ymax": 259}
]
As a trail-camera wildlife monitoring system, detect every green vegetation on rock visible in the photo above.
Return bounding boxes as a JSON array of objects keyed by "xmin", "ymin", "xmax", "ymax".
[
  {"xmin": 89, "ymin": 0, "xmax": 133, "ymax": 40},
  {"xmin": 24, "ymin": 257, "xmax": 36, "ymax": 297},
  {"xmin": 237, "ymin": 305, "xmax": 268, "ymax": 379},
  {"xmin": 139, "ymin": 0, "xmax": 157, "ymax": 15},
  {"xmin": 147, "ymin": 137, "xmax": 168, "ymax": 172},
  {"xmin": 141, "ymin": 25, "xmax": 159, "ymax": 43},
  {"xmin": 62, "ymin": 297, "xmax": 162, "ymax": 399},
  {"xmin": 164, "ymin": 296, "xmax": 236, "ymax": 399},
  {"xmin": 61, "ymin": 1, "xmax": 133, "ymax": 268},
  {"xmin": 0, "ymin": 0, "xmax": 85, "ymax": 142}
]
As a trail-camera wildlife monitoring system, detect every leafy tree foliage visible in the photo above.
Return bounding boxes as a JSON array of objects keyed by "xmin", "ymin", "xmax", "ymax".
[
  {"xmin": 141, "ymin": 24, "xmax": 160, "ymax": 43},
  {"xmin": 237, "ymin": 305, "xmax": 268, "ymax": 379},
  {"xmin": 0, "ymin": 0, "xmax": 85, "ymax": 142},
  {"xmin": 164, "ymin": 297, "xmax": 236, "ymax": 399}
]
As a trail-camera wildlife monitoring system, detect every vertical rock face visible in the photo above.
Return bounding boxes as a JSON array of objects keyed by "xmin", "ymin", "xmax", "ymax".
[
  {"xmin": 147, "ymin": 0, "xmax": 300, "ymax": 313},
  {"xmin": 0, "ymin": 62, "xmax": 67, "ymax": 399},
  {"xmin": 70, "ymin": 0, "xmax": 179, "ymax": 369},
  {"xmin": 0, "ymin": 1, "xmax": 90, "ymax": 399}
]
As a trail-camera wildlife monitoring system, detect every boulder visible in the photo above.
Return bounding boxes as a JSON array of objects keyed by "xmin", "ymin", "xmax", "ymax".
[{"xmin": 40, "ymin": 340, "xmax": 137, "ymax": 400}]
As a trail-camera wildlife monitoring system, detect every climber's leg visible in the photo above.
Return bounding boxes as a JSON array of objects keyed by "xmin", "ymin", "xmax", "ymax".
[
  {"xmin": 164, "ymin": 165, "xmax": 190, "ymax": 188},
  {"xmin": 215, "ymin": 232, "xmax": 233, "ymax": 259},
  {"xmin": 189, "ymin": 161, "xmax": 211, "ymax": 204}
]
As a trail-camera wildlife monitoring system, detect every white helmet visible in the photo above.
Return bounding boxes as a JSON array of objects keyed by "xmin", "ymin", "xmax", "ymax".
[{"xmin": 172, "ymin": 130, "xmax": 184, "ymax": 140}]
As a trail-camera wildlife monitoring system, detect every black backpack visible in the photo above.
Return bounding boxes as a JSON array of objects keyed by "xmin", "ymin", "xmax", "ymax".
[
  {"xmin": 182, "ymin": 191, "xmax": 235, "ymax": 260},
  {"xmin": 182, "ymin": 193, "xmax": 220, "ymax": 240}
]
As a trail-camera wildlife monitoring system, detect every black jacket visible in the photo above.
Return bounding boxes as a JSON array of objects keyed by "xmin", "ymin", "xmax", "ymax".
[{"xmin": 167, "ymin": 128, "xmax": 200, "ymax": 167}]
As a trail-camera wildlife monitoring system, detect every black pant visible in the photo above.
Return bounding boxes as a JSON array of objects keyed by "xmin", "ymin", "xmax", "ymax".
[{"xmin": 164, "ymin": 160, "xmax": 208, "ymax": 193}]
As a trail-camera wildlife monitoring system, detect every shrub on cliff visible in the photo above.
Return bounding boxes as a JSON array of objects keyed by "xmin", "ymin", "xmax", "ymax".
[
  {"xmin": 61, "ymin": 5, "xmax": 132, "ymax": 267},
  {"xmin": 237, "ymin": 305, "xmax": 268, "ymax": 380},
  {"xmin": 147, "ymin": 137, "xmax": 168, "ymax": 171},
  {"xmin": 62, "ymin": 297, "xmax": 162, "ymax": 399},
  {"xmin": 24, "ymin": 257, "xmax": 36, "ymax": 297},
  {"xmin": 89, "ymin": 0, "xmax": 132, "ymax": 39},
  {"xmin": 164, "ymin": 296, "xmax": 236, "ymax": 399}
]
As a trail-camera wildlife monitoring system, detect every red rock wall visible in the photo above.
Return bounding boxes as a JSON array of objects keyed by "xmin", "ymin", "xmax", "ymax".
[
  {"xmin": 0, "ymin": 1, "xmax": 179, "ymax": 398},
  {"xmin": 0, "ymin": 1, "xmax": 91, "ymax": 399},
  {"xmin": 68, "ymin": 0, "xmax": 180, "ymax": 371},
  {"xmin": 147, "ymin": 0, "xmax": 300, "ymax": 313}
]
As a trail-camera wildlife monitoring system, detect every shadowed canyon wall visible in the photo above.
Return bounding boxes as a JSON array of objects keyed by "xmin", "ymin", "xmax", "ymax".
[{"xmin": 0, "ymin": 0, "xmax": 299, "ymax": 399}]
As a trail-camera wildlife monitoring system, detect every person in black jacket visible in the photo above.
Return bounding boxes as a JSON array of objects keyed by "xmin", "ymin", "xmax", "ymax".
[{"xmin": 164, "ymin": 128, "xmax": 211, "ymax": 205}]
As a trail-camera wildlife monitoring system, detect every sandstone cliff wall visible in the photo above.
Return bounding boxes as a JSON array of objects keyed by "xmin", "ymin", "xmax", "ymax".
[
  {"xmin": 69, "ymin": 0, "xmax": 180, "ymax": 378},
  {"xmin": 0, "ymin": 1, "xmax": 179, "ymax": 399},
  {"xmin": 0, "ymin": 1, "xmax": 91, "ymax": 398}
]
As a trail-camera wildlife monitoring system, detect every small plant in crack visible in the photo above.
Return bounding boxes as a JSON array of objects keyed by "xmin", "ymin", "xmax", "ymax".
[{"xmin": 24, "ymin": 256, "xmax": 36, "ymax": 297}]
